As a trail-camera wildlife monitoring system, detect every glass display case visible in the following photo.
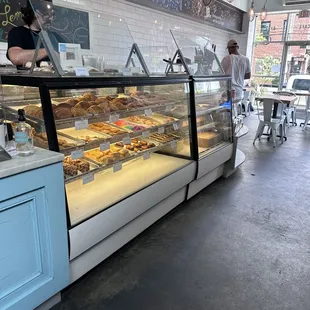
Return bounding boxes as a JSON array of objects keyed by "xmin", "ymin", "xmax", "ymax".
[
  {"xmin": 192, "ymin": 77, "xmax": 232, "ymax": 159},
  {"xmin": 169, "ymin": 31, "xmax": 232, "ymax": 160},
  {"xmin": 0, "ymin": 76, "xmax": 195, "ymax": 227}
]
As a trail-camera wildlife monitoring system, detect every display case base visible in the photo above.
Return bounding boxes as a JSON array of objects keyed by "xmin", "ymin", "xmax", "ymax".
[
  {"xmin": 187, "ymin": 164, "xmax": 225, "ymax": 200},
  {"xmin": 69, "ymin": 187, "xmax": 188, "ymax": 284}
]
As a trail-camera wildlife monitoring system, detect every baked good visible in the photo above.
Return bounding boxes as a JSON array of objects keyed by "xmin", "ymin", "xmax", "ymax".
[
  {"xmin": 56, "ymin": 103, "xmax": 73, "ymax": 109},
  {"xmin": 71, "ymin": 106, "xmax": 88, "ymax": 117},
  {"xmin": 150, "ymin": 133, "xmax": 177, "ymax": 143},
  {"xmin": 23, "ymin": 105, "xmax": 41, "ymax": 117},
  {"xmin": 96, "ymin": 98, "xmax": 109, "ymax": 105},
  {"xmin": 84, "ymin": 146, "xmax": 130, "ymax": 164},
  {"xmin": 87, "ymin": 105, "xmax": 104, "ymax": 115},
  {"xmin": 127, "ymin": 116, "xmax": 159, "ymax": 126},
  {"xmin": 65, "ymin": 98, "xmax": 79, "ymax": 106},
  {"xmin": 54, "ymin": 107, "xmax": 72, "ymax": 120},
  {"xmin": 89, "ymin": 122, "xmax": 127, "ymax": 136},
  {"xmin": 33, "ymin": 109, "xmax": 43, "ymax": 119},
  {"xmin": 81, "ymin": 93, "xmax": 98, "ymax": 102},
  {"xmin": 98, "ymin": 103, "xmax": 110, "ymax": 112},
  {"xmin": 63, "ymin": 163, "xmax": 78, "ymax": 176},
  {"xmin": 75, "ymin": 101, "xmax": 91, "ymax": 109},
  {"xmin": 64, "ymin": 157, "xmax": 90, "ymax": 174}
]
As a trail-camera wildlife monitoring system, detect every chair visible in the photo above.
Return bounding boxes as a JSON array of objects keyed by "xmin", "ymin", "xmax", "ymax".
[
  {"xmin": 273, "ymin": 91, "xmax": 297, "ymax": 126},
  {"xmin": 253, "ymin": 98, "xmax": 286, "ymax": 147},
  {"xmin": 303, "ymin": 109, "xmax": 310, "ymax": 131},
  {"xmin": 242, "ymin": 91, "xmax": 251, "ymax": 116}
]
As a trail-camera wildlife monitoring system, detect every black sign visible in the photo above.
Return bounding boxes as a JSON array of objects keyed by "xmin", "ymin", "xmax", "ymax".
[
  {"xmin": 52, "ymin": 6, "xmax": 90, "ymax": 49},
  {"xmin": 0, "ymin": 1, "xmax": 90, "ymax": 49},
  {"xmin": 0, "ymin": 0, "xmax": 25, "ymax": 42},
  {"xmin": 126, "ymin": 0, "xmax": 244, "ymax": 33}
]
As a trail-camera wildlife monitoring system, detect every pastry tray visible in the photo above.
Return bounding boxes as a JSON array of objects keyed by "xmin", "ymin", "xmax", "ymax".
[
  {"xmin": 88, "ymin": 122, "xmax": 131, "ymax": 136},
  {"xmin": 33, "ymin": 132, "xmax": 84, "ymax": 151},
  {"xmin": 149, "ymin": 133, "xmax": 180, "ymax": 144},
  {"xmin": 121, "ymin": 116, "xmax": 161, "ymax": 128},
  {"xmin": 58, "ymin": 128, "xmax": 111, "ymax": 144},
  {"xmin": 63, "ymin": 157, "xmax": 99, "ymax": 180},
  {"xmin": 148, "ymin": 113, "xmax": 179, "ymax": 124},
  {"xmin": 83, "ymin": 145, "xmax": 134, "ymax": 166}
]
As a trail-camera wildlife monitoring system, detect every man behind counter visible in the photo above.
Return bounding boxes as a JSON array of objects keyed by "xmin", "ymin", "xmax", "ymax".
[{"xmin": 7, "ymin": 2, "xmax": 62, "ymax": 70}]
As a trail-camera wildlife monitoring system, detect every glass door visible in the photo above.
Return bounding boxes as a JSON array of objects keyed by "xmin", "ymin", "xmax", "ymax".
[{"xmin": 280, "ymin": 42, "xmax": 310, "ymax": 107}]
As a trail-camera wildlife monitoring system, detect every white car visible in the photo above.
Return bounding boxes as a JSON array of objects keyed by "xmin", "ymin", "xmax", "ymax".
[{"xmin": 286, "ymin": 75, "xmax": 310, "ymax": 91}]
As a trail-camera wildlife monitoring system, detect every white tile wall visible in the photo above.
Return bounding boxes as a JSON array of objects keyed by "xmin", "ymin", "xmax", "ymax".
[{"xmin": 0, "ymin": 0, "xmax": 249, "ymax": 67}]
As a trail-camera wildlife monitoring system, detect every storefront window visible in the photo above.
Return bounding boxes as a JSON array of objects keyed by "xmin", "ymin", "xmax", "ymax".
[{"xmin": 252, "ymin": 43, "xmax": 283, "ymax": 88}]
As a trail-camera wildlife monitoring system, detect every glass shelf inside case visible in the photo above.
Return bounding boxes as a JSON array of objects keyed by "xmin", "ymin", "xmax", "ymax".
[
  {"xmin": 1, "ymin": 82, "xmax": 193, "ymax": 226},
  {"xmin": 193, "ymin": 79, "xmax": 232, "ymax": 158}
]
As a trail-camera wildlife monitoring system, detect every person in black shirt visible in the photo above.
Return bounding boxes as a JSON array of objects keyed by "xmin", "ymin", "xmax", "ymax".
[{"xmin": 7, "ymin": 2, "xmax": 59, "ymax": 69}]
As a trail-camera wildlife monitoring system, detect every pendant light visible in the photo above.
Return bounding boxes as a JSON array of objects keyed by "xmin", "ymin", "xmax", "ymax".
[
  {"xmin": 260, "ymin": 0, "xmax": 268, "ymax": 21},
  {"xmin": 248, "ymin": 0, "xmax": 255, "ymax": 22}
]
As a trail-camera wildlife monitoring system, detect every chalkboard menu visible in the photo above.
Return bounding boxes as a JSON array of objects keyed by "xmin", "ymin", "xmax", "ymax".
[
  {"xmin": 126, "ymin": 0, "xmax": 244, "ymax": 33},
  {"xmin": 51, "ymin": 6, "xmax": 90, "ymax": 49},
  {"xmin": 0, "ymin": 1, "xmax": 90, "ymax": 49},
  {"xmin": 0, "ymin": 0, "xmax": 25, "ymax": 42}
]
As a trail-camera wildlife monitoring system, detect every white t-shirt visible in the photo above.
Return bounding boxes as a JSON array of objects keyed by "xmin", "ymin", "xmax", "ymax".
[{"xmin": 221, "ymin": 54, "xmax": 251, "ymax": 99}]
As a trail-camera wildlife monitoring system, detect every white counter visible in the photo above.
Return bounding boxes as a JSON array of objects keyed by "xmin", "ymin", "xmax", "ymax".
[{"xmin": 0, "ymin": 147, "xmax": 64, "ymax": 179}]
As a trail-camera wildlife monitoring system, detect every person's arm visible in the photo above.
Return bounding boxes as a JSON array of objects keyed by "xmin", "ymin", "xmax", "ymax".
[
  {"xmin": 8, "ymin": 47, "xmax": 48, "ymax": 66},
  {"xmin": 244, "ymin": 57, "xmax": 251, "ymax": 80}
]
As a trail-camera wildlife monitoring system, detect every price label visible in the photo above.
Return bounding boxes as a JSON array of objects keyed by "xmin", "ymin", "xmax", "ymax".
[
  {"xmin": 165, "ymin": 105, "xmax": 173, "ymax": 112},
  {"xmin": 158, "ymin": 127, "xmax": 165, "ymax": 134},
  {"xmin": 100, "ymin": 141, "xmax": 110, "ymax": 151},
  {"xmin": 71, "ymin": 150, "xmax": 84, "ymax": 160},
  {"xmin": 74, "ymin": 67, "xmax": 90, "ymax": 77},
  {"xmin": 113, "ymin": 162, "xmax": 122, "ymax": 173},
  {"xmin": 142, "ymin": 131, "xmax": 150, "ymax": 138},
  {"xmin": 122, "ymin": 68, "xmax": 132, "ymax": 76},
  {"xmin": 122, "ymin": 136, "xmax": 131, "ymax": 145},
  {"xmin": 109, "ymin": 114, "xmax": 120, "ymax": 123},
  {"xmin": 173, "ymin": 123, "xmax": 179, "ymax": 131},
  {"xmin": 82, "ymin": 173, "xmax": 94, "ymax": 185},
  {"xmin": 145, "ymin": 109, "xmax": 153, "ymax": 116},
  {"xmin": 143, "ymin": 152, "xmax": 150, "ymax": 160},
  {"xmin": 75, "ymin": 119, "xmax": 88, "ymax": 130},
  {"xmin": 171, "ymin": 141, "xmax": 177, "ymax": 149}
]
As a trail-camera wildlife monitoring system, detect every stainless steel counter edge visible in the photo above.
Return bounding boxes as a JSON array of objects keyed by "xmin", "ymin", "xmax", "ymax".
[{"xmin": 0, "ymin": 147, "xmax": 64, "ymax": 179}]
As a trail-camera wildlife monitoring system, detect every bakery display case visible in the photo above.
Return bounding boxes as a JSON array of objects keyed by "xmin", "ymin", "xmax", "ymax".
[
  {"xmin": 0, "ymin": 76, "xmax": 195, "ymax": 227},
  {"xmin": 193, "ymin": 77, "xmax": 232, "ymax": 159}
]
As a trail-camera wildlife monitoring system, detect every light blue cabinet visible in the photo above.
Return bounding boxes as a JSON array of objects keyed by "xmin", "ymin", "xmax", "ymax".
[{"xmin": 0, "ymin": 153, "xmax": 69, "ymax": 310}]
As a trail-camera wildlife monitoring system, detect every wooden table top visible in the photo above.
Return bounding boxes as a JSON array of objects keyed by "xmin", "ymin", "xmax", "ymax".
[{"xmin": 256, "ymin": 94, "xmax": 298, "ymax": 104}]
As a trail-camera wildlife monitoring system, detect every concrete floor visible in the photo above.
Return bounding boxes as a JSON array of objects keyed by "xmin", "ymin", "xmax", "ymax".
[{"xmin": 53, "ymin": 115, "xmax": 310, "ymax": 310}]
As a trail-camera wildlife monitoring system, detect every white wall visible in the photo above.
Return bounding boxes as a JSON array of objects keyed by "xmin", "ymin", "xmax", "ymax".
[{"xmin": 0, "ymin": 0, "xmax": 248, "ymax": 66}]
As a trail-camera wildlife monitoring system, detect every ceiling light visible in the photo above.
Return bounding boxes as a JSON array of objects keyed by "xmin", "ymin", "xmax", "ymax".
[
  {"xmin": 260, "ymin": 0, "xmax": 268, "ymax": 20},
  {"xmin": 248, "ymin": 0, "xmax": 255, "ymax": 22}
]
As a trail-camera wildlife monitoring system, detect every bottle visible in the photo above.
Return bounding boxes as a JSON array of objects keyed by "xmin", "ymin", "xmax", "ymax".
[{"xmin": 14, "ymin": 109, "xmax": 34, "ymax": 157}]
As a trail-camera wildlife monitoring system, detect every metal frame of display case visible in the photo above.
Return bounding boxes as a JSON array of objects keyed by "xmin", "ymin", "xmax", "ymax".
[{"xmin": 0, "ymin": 73, "xmax": 234, "ymax": 284}]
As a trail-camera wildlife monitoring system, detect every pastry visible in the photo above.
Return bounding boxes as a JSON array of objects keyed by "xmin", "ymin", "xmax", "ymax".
[
  {"xmin": 108, "ymin": 103, "xmax": 119, "ymax": 112},
  {"xmin": 127, "ymin": 116, "xmax": 159, "ymax": 126},
  {"xmin": 89, "ymin": 123, "xmax": 127, "ymax": 136},
  {"xmin": 64, "ymin": 157, "xmax": 90, "ymax": 174},
  {"xmin": 81, "ymin": 93, "xmax": 98, "ymax": 102},
  {"xmin": 54, "ymin": 107, "xmax": 72, "ymax": 120},
  {"xmin": 23, "ymin": 105, "xmax": 41, "ymax": 117},
  {"xmin": 87, "ymin": 105, "xmax": 104, "ymax": 115},
  {"xmin": 96, "ymin": 98, "xmax": 109, "ymax": 105},
  {"xmin": 75, "ymin": 101, "xmax": 91, "ymax": 109},
  {"xmin": 33, "ymin": 109, "xmax": 43, "ymax": 119},
  {"xmin": 56, "ymin": 103, "xmax": 73, "ymax": 109},
  {"xmin": 150, "ymin": 133, "xmax": 177, "ymax": 143},
  {"xmin": 65, "ymin": 98, "xmax": 79, "ymax": 106},
  {"xmin": 71, "ymin": 106, "xmax": 88, "ymax": 117},
  {"xmin": 63, "ymin": 163, "xmax": 78, "ymax": 176}
]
